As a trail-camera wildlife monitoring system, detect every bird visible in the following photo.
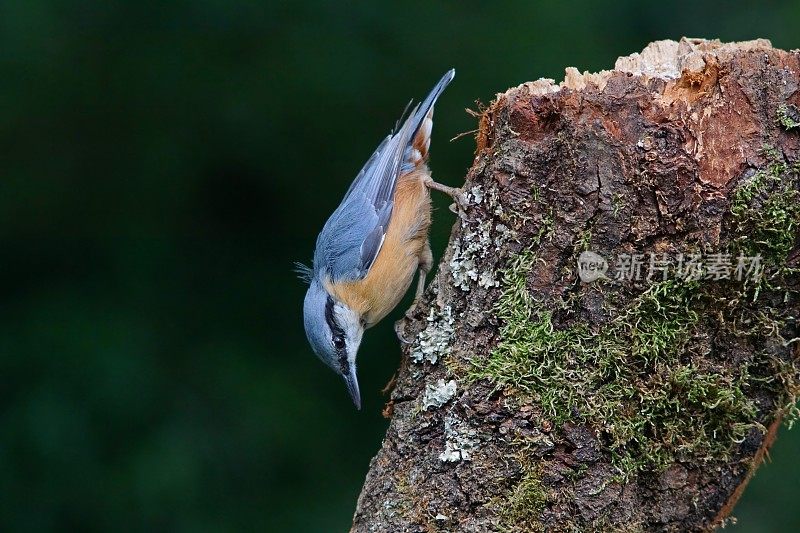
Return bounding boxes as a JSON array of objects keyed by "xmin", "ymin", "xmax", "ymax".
[{"xmin": 299, "ymin": 70, "xmax": 462, "ymax": 410}]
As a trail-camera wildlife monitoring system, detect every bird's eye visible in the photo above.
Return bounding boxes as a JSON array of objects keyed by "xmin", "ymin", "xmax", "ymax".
[{"xmin": 333, "ymin": 335, "xmax": 346, "ymax": 351}]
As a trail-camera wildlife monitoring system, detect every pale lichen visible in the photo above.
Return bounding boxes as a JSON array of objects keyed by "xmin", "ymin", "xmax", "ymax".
[
  {"xmin": 411, "ymin": 305, "xmax": 454, "ymax": 364},
  {"xmin": 449, "ymin": 184, "xmax": 515, "ymax": 291},
  {"xmin": 422, "ymin": 379, "xmax": 457, "ymax": 410},
  {"xmin": 438, "ymin": 415, "xmax": 479, "ymax": 462},
  {"xmin": 468, "ymin": 184, "xmax": 485, "ymax": 205},
  {"xmin": 449, "ymin": 219, "xmax": 499, "ymax": 291}
]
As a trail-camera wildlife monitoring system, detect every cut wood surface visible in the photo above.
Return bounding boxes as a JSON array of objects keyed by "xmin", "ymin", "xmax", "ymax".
[{"xmin": 353, "ymin": 38, "xmax": 800, "ymax": 532}]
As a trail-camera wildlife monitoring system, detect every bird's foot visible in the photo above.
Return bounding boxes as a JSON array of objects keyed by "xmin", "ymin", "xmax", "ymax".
[
  {"xmin": 381, "ymin": 373, "xmax": 398, "ymax": 395},
  {"xmin": 424, "ymin": 179, "xmax": 468, "ymax": 213},
  {"xmin": 404, "ymin": 298, "xmax": 421, "ymax": 320}
]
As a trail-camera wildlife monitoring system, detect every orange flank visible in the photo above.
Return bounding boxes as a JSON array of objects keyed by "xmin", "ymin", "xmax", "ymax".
[{"xmin": 327, "ymin": 167, "xmax": 432, "ymax": 327}]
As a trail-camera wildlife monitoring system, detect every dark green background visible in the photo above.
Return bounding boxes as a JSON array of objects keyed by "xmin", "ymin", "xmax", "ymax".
[{"xmin": 0, "ymin": 1, "xmax": 797, "ymax": 531}]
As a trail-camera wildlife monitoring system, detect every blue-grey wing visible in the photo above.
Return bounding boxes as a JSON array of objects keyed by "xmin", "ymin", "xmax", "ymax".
[
  {"xmin": 313, "ymin": 188, "xmax": 391, "ymax": 280},
  {"xmin": 314, "ymin": 70, "xmax": 455, "ymax": 282},
  {"xmin": 313, "ymin": 124, "xmax": 411, "ymax": 281}
]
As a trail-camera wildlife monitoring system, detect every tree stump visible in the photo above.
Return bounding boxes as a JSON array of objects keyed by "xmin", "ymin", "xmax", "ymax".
[{"xmin": 353, "ymin": 38, "xmax": 800, "ymax": 532}]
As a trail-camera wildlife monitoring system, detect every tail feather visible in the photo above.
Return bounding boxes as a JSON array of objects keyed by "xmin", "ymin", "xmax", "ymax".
[{"xmin": 400, "ymin": 69, "xmax": 454, "ymax": 173}]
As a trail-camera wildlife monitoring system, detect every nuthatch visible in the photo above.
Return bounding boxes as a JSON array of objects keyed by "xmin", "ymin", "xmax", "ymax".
[{"xmin": 300, "ymin": 70, "xmax": 462, "ymax": 409}]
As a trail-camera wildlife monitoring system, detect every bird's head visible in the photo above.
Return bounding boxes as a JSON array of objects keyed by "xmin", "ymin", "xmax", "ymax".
[{"xmin": 303, "ymin": 279, "xmax": 365, "ymax": 409}]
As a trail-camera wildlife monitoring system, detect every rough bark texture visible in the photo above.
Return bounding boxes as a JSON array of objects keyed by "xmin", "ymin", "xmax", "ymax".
[{"xmin": 353, "ymin": 39, "xmax": 800, "ymax": 532}]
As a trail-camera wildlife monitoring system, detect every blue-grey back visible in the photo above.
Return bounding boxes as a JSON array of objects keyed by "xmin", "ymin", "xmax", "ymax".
[{"xmin": 312, "ymin": 70, "xmax": 455, "ymax": 283}]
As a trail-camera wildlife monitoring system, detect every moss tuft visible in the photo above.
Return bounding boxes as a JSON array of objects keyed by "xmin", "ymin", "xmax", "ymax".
[
  {"xmin": 730, "ymin": 155, "xmax": 800, "ymax": 270},
  {"xmin": 575, "ymin": 229, "xmax": 593, "ymax": 252},
  {"xmin": 497, "ymin": 468, "xmax": 547, "ymax": 533},
  {"xmin": 777, "ymin": 103, "xmax": 800, "ymax": 131},
  {"xmin": 467, "ymin": 260, "xmax": 756, "ymax": 476},
  {"xmin": 726, "ymin": 149, "xmax": 800, "ymax": 429}
]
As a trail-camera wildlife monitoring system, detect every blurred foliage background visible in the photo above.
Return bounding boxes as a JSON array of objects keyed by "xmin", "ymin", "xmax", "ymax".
[{"xmin": 0, "ymin": 1, "xmax": 797, "ymax": 531}]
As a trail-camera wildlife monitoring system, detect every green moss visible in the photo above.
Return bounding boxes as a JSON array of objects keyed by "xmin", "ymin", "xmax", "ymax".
[
  {"xmin": 497, "ymin": 468, "xmax": 547, "ymax": 533},
  {"xmin": 612, "ymin": 192, "xmax": 625, "ymax": 218},
  {"xmin": 467, "ymin": 259, "xmax": 752, "ymax": 476},
  {"xmin": 575, "ymin": 229, "xmax": 592, "ymax": 252},
  {"xmin": 465, "ymin": 154, "xmax": 799, "ymax": 480},
  {"xmin": 777, "ymin": 103, "xmax": 800, "ymax": 131},
  {"xmin": 611, "ymin": 363, "xmax": 761, "ymax": 473},
  {"xmin": 727, "ymin": 147, "xmax": 799, "ymax": 358},
  {"xmin": 766, "ymin": 353, "xmax": 800, "ymax": 429},
  {"xmin": 730, "ymin": 156, "xmax": 800, "ymax": 270},
  {"xmin": 727, "ymin": 149, "xmax": 800, "ymax": 429},
  {"xmin": 531, "ymin": 183, "xmax": 541, "ymax": 203},
  {"xmin": 621, "ymin": 280, "xmax": 700, "ymax": 365}
]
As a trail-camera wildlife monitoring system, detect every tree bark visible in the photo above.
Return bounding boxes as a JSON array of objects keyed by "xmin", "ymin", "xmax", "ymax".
[{"xmin": 353, "ymin": 38, "xmax": 800, "ymax": 532}]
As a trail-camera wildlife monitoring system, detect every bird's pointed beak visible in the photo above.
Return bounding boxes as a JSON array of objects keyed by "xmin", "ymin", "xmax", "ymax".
[{"xmin": 343, "ymin": 365, "xmax": 361, "ymax": 410}]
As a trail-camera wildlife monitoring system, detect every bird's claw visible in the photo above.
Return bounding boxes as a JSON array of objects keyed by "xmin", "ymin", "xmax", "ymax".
[
  {"xmin": 404, "ymin": 298, "xmax": 420, "ymax": 320},
  {"xmin": 448, "ymin": 190, "xmax": 469, "ymax": 214},
  {"xmin": 455, "ymin": 189, "xmax": 469, "ymax": 208},
  {"xmin": 425, "ymin": 179, "xmax": 468, "ymax": 214}
]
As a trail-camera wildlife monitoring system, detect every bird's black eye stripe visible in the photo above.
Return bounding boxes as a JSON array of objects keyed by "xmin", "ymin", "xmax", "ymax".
[
  {"xmin": 333, "ymin": 336, "xmax": 346, "ymax": 351},
  {"xmin": 325, "ymin": 296, "xmax": 347, "ymax": 352}
]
